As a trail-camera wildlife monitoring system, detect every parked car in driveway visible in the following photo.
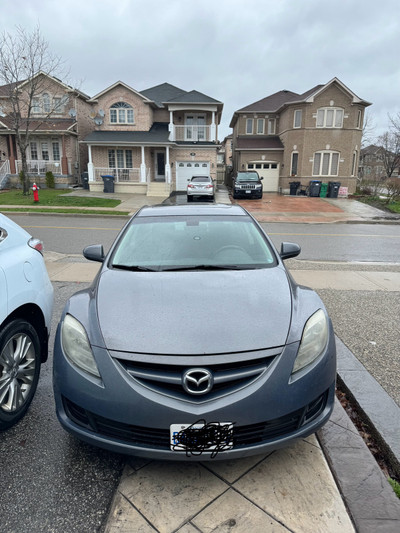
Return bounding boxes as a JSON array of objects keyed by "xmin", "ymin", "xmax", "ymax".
[
  {"xmin": 232, "ymin": 171, "xmax": 263, "ymax": 199},
  {"xmin": 0, "ymin": 214, "xmax": 53, "ymax": 430},
  {"xmin": 53, "ymin": 204, "xmax": 336, "ymax": 460},
  {"xmin": 187, "ymin": 175, "xmax": 215, "ymax": 201}
]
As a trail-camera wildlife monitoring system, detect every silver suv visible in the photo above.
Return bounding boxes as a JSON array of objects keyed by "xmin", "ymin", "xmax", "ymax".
[{"xmin": 0, "ymin": 214, "xmax": 53, "ymax": 430}]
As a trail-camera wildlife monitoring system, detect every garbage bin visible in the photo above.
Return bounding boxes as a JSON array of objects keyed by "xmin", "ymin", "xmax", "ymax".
[
  {"xmin": 289, "ymin": 181, "xmax": 300, "ymax": 195},
  {"xmin": 309, "ymin": 180, "xmax": 322, "ymax": 197},
  {"xmin": 81, "ymin": 172, "xmax": 89, "ymax": 190},
  {"xmin": 327, "ymin": 181, "xmax": 341, "ymax": 198},
  {"xmin": 101, "ymin": 174, "xmax": 115, "ymax": 193},
  {"xmin": 320, "ymin": 182, "xmax": 328, "ymax": 198}
]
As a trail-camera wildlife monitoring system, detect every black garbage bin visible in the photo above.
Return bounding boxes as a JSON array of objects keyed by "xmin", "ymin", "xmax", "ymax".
[
  {"xmin": 289, "ymin": 181, "xmax": 300, "ymax": 195},
  {"xmin": 101, "ymin": 174, "xmax": 115, "ymax": 193},
  {"xmin": 81, "ymin": 172, "xmax": 89, "ymax": 190},
  {"xmin": 327, "ymin": 181, "xmax": 341, "ymax": 198},
  {"xmin": 309, "ymin": 180, "xmax": 322, "ymax": 197}
]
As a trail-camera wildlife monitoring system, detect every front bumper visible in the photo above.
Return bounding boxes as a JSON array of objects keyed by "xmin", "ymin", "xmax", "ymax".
[
  {"xmin": 233, "ymin": 187, "xmax": 263, "ymax": 198},
  {"xmin": 53, "ymin": 328, "xmax": 336, "ymax": 461}
]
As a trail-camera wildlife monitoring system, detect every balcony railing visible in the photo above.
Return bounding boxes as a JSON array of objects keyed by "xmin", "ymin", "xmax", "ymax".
[
  {"xmin": 94, "ymin": 167, "xmax": 141, "ymax": 183},
  {"xmin": 15, "ymin": 160, "xmax": 70, "ymax": 175},
  {"xmin": 172, "ymin": 125, "xmax": 212, "ymax": 142},
  {"xmin": 0, "ymin": 160, "xmax": 10, "ymax": 189}
]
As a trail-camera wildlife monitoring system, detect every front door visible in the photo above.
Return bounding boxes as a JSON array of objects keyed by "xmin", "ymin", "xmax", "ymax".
[{"xmin": 155, "ymin": 151, "xmax": 165, "ymax": 181}]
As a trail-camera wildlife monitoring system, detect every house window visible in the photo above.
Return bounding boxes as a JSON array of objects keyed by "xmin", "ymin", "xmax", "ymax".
[
  {"xmin": 53, "ymin": 97, "xmax": 64, "ymax": 114},
  {"xmin": 108, "ymin": 149, "xmax": 133, "ymax": 168},
  {"xmin": 268, "ymin": 118, "xmax": 276, "ymax": 134},
  {"xmin": 316, "ymin": 108, "xmax": 343, "ymax": 128},
  {"xmin": 313, "ymin": 151, "xmax": 339, "ymax": 176},
  {"xmin": 293, "ymin": 110, "xmax": 302, "ymax": 128},
  {"xmin": 43, "ymin": 94, "xmax": 51, "ymax": 114},
  {"xmin": 257, "ymin": 119, "xmax": 264, "ymax": 134},
  {"xmin": 52, "ymin": 141, "xmax": 60, "ymax": 161},
  {"xmin": 351, "ymin": 151, "xmax": 357, "ymax": 176},
  {"xmin": 41, "ymin": 142, "xmax": 49, "ymax": 161},
  {"xmin": 185, "ymin": 114, "xmax": 206, "ymax": 140},
  {"xmin": 357, "ymin": 110, "xmax": 362, "ymax": 129},
  {"xmin": 110, "ymin": 102, "xmax": 134, "ymax": 124},
  {"xmin": 291, "ymin": 152, "xmax": 299, "ymax": 176},
  {"xmin": 246, "ymin": 118, "xmax": 253, "ymax": 134},
  {"xmin": 32, "ymin": 98, "xmax": 41, "ymax": 114},
  {"xmin": 30, "ymin": 142, "xmax": 38, "ymax": 160}
]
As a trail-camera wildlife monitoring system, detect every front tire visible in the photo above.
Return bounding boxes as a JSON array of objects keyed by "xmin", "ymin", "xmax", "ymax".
[
  {"xmin": 187, "ymin": 195, "xmax": 193, "ymax": 202},
  {"xmin": 0, "ymin": 320, "xmax": 41, "ymax": 430}
]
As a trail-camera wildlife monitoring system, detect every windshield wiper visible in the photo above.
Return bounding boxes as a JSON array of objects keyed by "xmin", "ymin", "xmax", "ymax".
[
  {"xmin": 159, "ymin": 264, "xmax": 252, "ymax": 271},
  {"xmin": 112, "ymin": 264, "xmax": 158, "ymax": 272}
]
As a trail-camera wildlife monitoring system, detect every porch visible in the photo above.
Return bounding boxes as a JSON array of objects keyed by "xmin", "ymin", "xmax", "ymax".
[{"xmin": 15, "ymin": 159, "xmax": 72, "ymax": 175}]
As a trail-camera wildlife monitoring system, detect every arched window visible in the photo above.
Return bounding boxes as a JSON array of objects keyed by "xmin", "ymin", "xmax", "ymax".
[{"xmin": 110, "ymin": 102, "xmax": 134, "ymax": 124}]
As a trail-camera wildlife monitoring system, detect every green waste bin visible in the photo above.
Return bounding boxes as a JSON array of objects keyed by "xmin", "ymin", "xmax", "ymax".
[{"xmin": 320, "ymin": 183, "xmax": 328, "ymax": 198}]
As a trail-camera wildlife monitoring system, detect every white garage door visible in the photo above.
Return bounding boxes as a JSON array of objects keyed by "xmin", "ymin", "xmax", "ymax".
[
  {"xmin": 176, "ymin": 161, "xmax": 210, "ymax": 191},
  {"xmin": 247, "ymin": 162, "xmax": 280, "ymax": 192}
]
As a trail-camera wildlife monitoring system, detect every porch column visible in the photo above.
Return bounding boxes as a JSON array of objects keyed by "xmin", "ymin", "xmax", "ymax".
[
  {"xmin": 61, "ymin": 135, "xmax": 68, "ymax": 174},
  {"xmin": 140, "ymin": 145, "xmax": 146, "ymax": 182},
  {"xmin": 8, "ymin": 134, "xmax": 16, "ymax": 174},
  {"xmin": 88, "ymin": 145, "xmax": 94, "ymax": 182},
  {"xmin": 168, "ymin": 111, "xmax": 175, "ymax": 141},
  {"xmin": 165, "ymin": 145, "xmax": 171, "ymax": 183},
  {"xmin": 210, "ymin": 111, "xmax": 216, "ymax": 142}
]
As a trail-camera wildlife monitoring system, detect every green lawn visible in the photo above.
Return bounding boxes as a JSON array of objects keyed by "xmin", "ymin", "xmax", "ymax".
[
  {"xmin": 357, "ymin": 196, "xmax": 400, "ymax": 214},
  {"xmin": 0, "ymin": 188, "xmax": 121, "ymax": 208}
]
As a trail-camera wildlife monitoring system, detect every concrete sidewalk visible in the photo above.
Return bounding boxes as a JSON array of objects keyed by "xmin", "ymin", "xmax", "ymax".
[{"xmin": 44, "ymin": 254, "xmax": 400, "ymax": 532}]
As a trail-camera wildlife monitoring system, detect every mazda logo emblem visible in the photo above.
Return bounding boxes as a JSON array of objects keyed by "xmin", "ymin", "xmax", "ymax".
[{"xmin": 182, "ymin": 368, "xmax": 213, "ymax": 395}]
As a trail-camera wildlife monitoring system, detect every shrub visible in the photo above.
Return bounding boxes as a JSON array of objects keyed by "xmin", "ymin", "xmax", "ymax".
[{"xmin": 45, "ymin": 171, "xmax": 55, "ymax": 188}]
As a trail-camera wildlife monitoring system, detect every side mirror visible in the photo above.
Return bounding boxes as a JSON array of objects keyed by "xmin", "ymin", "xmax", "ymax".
[
  {"xmin": 260, "ymin": 177, "xmax": 264, "ymax": 180},
  {"xmin": 83, "ymin": 244, "xmax": 105, "ymax": 263},
  {"xmin": 280, "ymin": 242, "xmax": 301, "ymax": 260}
]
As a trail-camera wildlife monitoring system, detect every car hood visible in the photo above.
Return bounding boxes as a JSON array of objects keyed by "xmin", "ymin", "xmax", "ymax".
[{"xmin": 95, "ymin": 268, "xmax": 292, "ymax": 354}]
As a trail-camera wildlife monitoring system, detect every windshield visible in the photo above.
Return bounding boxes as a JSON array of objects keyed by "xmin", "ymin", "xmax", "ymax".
[
  {"xmin": 110, "ymin": 215, "xmax": 276, "ymax": 270},
  {"xmin": 236, "ymin": 172, "xmax": 260, "ymax": 182}
]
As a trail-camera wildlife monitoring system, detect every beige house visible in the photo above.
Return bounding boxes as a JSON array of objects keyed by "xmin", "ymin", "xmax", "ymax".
[
  {"xmin": 229, "ymin": 78, "xmax": 371, "ymax": 194},
  {"xmin": 82, "ymin": 82, "xmax": 223, "ymax": 195},
  {"xmin": 0, "ymin": 72, "xmax": 92, "ymax": 189}
]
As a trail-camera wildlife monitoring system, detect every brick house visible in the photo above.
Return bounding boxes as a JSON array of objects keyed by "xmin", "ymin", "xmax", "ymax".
[
  {"xmin": 359, "ymin": 144, "xmax": 399, "ymax": 181},
  {"xmin": 0, "ymin": 72, "xmax": 92, "ymax": 189},
  {"xmin": 82, "ymin": 82, "xmax": 223, "ymax": 195},
  {"xmin": 229, "ymin": 78, "xmax": 371, "ymax": 194}
]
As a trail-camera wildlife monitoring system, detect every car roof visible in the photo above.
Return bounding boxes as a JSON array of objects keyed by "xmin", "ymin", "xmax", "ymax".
[{"xmin": 136, "ymin": 204, "xmax": 249, "ymax": 217}]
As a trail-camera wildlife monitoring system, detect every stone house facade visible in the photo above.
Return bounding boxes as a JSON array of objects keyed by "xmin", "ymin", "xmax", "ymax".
[
  {"xmin": 82, "ymin": 81, "xmax": 223, "ymax": 195},
  {"xmin": 0, "ymin": 72, "xmax": 92, "ymax": 189},
  {"xmin": 229, "ymin": 78, "xmax": 371, "ymax": 194}
]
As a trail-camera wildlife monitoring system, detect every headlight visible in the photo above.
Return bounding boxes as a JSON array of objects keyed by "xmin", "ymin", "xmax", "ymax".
[
  {"xmin": 61, "ymin": 314, "xmax": 101, "ymax": 377},
  {"xmin": 255, "ymin": 184, "xmax": 262, "ymax": 188},
  {"xmin": 292, "ymin": 309, "xmax": 328, "ymax": 374}
]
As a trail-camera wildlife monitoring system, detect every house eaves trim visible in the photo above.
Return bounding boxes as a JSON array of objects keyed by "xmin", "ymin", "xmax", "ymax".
[
  {"xmin": 16, "ymin": 71, "xmax": 90, "ymax": 100},
  {"xmin": 304, "ymin": 77, "xmax": 372, "ymax": 106},
  {"xmin": 234, "ymin": 147, "xmax": 284, "ymax": 151},
  {"xmin": 88, "ymin": 81, "xmax": 154, "ymax": 103}
]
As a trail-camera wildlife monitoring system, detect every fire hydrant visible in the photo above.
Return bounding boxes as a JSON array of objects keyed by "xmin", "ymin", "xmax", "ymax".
[{"xmin": 32, "ymin": 182, "xmax": 39, "ymax": 202}]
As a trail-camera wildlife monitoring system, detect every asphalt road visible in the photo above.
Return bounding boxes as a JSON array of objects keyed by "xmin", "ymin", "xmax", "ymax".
[
  {"xmin": 5, "ymin": 214, "xmax": 400, "ymax": 262},
  {"xmin": 1, "ymin": 214, "xmax": 399, "ymax": 532}
]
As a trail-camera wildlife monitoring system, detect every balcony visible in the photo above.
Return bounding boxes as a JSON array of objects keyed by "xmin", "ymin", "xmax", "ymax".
[{"xmin": 170, "ymin": 125, "xmax": 215, "ymax": 142}]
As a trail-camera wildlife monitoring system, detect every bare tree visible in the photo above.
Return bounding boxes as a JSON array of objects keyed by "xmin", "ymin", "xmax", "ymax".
[
  {"xmin": 377, "ymin": 130, "xmax": 400, "ymax": 180},
  {"xmin": 0, "ymin": 25, "xmax": 66, "ymax": 194},
  {"xmin": 361, "ymin": 111, "xmax": 376, "ymax": 148}
]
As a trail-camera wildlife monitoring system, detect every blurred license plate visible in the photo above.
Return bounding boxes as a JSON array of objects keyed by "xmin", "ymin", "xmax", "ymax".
[
  {"xmin": 170, "ymin": 422, "xmax": 233, "ymax": 452},
  {"xmin": 245, "ymin": 190, "xmax": 251, "ymax": 193}
]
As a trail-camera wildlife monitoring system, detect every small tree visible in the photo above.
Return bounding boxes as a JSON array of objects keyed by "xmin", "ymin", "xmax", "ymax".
[
  {"xmin": 0, "ymin": 25, "xmax": 66, "ymax": 194},
  {"xmin": 45, "ymin": 170, "xmax": 55, "ymax": 188}
]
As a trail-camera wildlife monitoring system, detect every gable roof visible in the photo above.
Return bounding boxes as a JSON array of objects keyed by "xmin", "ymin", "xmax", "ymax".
[
  {"xmin": 17, "ymin": 71, "xmax": 90, "ymax": 100},
  {"xmin": 141, "ymin": 83, "xmax": 222, "ymax": 107},
  {"xmin": 230, "ymin": 78, "xmax": 371, "ymax": 127},
  {"xmin": 89, "ymin": 81, "xmax": 153, "ymax": 103}
]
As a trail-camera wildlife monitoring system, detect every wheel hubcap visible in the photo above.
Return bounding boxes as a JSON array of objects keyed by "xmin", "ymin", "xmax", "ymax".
[{"xmin": 0, "ymin": 333, "xmax": 36, "ymax": 412}]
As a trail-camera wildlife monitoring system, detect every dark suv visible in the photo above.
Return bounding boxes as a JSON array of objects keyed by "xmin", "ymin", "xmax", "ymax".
[{"xmin": 232, "ymin": 171, "xmax": 263, "ymax": 199}]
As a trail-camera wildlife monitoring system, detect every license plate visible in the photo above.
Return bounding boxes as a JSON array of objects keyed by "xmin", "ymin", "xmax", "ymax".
[
  {"xmin": 245, "ymin": 190, "xmax": 251, "ymax": 194},
  {"xmin": 170, "ymin": 422, "xmax": 233, "ymax": 454}
]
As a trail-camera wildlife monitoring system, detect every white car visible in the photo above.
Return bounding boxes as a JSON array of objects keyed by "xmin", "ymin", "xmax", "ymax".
[{"xmin": 0, "ymin": 214, "xmax": 53, "ymax": 430}]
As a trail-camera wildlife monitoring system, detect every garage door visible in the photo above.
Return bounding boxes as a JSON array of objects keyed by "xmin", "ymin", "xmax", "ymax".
[
  {"xmin": 176, "ymin": 161, "xmax": 210, "ymax": 191},
  {"xmin": 247, "ymin": 162, "xmax": 280, "ymax": 192}
]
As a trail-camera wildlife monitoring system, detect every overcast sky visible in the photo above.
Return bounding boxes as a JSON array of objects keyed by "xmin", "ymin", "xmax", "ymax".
[{"xmin": 1, "ymin": 0, "xmax": 399, "ymax": 140}]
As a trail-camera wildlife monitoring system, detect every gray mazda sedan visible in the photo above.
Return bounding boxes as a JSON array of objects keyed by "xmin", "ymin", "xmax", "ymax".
[{"xmin": 53, "ymin": 204, "xmax": 336, "ymax": 460}]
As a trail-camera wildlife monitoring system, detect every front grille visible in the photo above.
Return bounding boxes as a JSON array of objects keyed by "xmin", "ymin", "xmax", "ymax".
[
  {"xmin": 238, "ymin": 184, "xmax": 257, "ymax": 190},
  {"xmin": 114, "ymin": 356, "xmax": 276, "ymax": 402},
  {"xmin": 62, "ymin": 390, "xmax": 328, "ymax": 450}
]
